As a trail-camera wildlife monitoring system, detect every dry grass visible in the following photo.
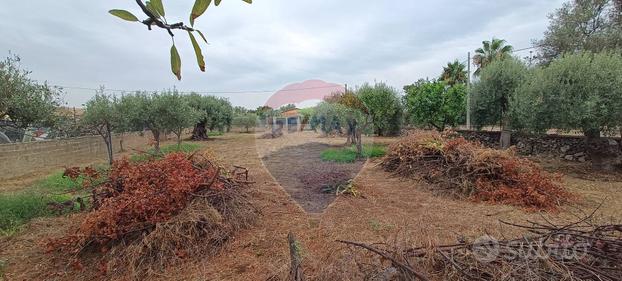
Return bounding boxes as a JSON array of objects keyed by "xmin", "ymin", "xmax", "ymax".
[{"xmin": 1, "ymin": 132, "xmax": 621, "ymax": 281}]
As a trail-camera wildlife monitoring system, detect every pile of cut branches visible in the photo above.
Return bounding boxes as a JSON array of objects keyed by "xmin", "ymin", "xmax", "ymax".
[
  {"xmin": 337, "ymin": 217, "xmax": 622, "ymax": 281},
  {"xmin": 380, "ymin": 131, "xmax": 571, "ymax": 211},
  {"xmin": 46, "ymin": 152, "xmax": 257, "ymax": 279}
]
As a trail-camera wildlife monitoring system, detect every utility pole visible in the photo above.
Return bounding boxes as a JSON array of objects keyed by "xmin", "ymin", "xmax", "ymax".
[
  {"xmin": 345, "ymin": 83, "xmax": 348, "ymax": 93},
  {"xmin": 466, "ymin": 51, "xmax": 471, "ymax": 130}
]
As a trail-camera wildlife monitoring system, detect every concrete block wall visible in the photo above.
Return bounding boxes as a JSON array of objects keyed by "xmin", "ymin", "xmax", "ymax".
[{"xmin": 0, "ymin": 131, "xmax": 160, "ymax": 180}]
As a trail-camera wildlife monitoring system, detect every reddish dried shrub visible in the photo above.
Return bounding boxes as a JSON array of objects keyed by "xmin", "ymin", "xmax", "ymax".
[
  {"xmin": 381, "ymin": 131, "xmax": 571, "ymax": 211},
  {"xmin": 62, "ymin": 166, "xmax": 82, "ymax": 180},
  {"xmin": 47, "ymin": 152, "xmax": 257, "ymax": 279}
]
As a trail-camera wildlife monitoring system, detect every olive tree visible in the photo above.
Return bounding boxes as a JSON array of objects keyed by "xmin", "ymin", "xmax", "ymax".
[
  {"xmin": 109, "ymin": 0, "xmax": 251, "ymax": 80},
  {"xmin": 403, "ymin": 79, "xmax": 466, "ymax": 131},
  {"xmin": 324, "ymin": 91, "xmax": 369, "ymax": 145},
  {"xmin": 470, "ymin": 57, "xmax": 528, "ymax": 147},
  {"xmin": 82, "ymin": 90, "xmax": 117, "ymax": 164},
  {"xmin": 310, "ymin": 102, "xmax": 342, "ymax": 135},
  {"xmin": 186, "ymin": 94, "xmax": 233, "ymax": 139},
  {"xmin": 209, "ymin": 98, "xmax": 233, "ymax": 132},
  {"xmin": 536, "ymin": 0, "xmax": 622, "ymax": 64},
  {"xmin": 114, "ymin": 93, "xmax": 143, "ymax": 152},
  {"xmin": 357, "ymin": 83, "xmax": 402, "ymax": 136},
  {"xmin": 311, "ymin": 100, "xmax": 369, "ymax": 156},
  {"xmin": 510, "ymin": 51, "xmax": 622, "ymax": 170},
  {"xmin": 158, "ymin": 91, "xmax": 200, "ymax": 147},
  {"xmin": 127, "ymin": 92, "xmax": 167, "ymax": 153},
  {"xmin": 0, "ymin": 54, "xmax": 60, "ymax": 130},
  {"xmin": 232, "ymin": 113, "xmax": 257, "ymax": 133}
]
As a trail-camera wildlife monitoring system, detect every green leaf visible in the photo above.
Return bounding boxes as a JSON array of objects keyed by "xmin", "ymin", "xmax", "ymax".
[
  {"xmin": 195, "ymin": 30, "xmax": 209, "ymax": 44},
  {"xmin": 151, "ymin": 0, "xmax": 165, "ymax": 17},
  {"xmin": 145, "ymin": 1, "xmax": 159, "ymax": 18},
  {"xmin": 215, "ymin": 0, "xmax": 222, "ymax": 5},
  {"xmin": 170, "ymin": 44, "xmax": 182, "ymax": 80},
  {"xmin": 109, "ymin": 9, "xmax": 139, "ymax": 22},
  {"xmin": 190, "ymin": 0, "xmax": 211, "ymax": 26},
  {"xmin": 188, "ymin": 32, "xmax": 206, "ymax": 72},
  {"xmin": 241, "ymin": 0, "xmax": 252, "ymax": 3}
]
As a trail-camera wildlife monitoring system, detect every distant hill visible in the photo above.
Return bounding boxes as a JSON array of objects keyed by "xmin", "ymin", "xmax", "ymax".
[{"xmin": 264, "ymin": 80, "xmax": 344, "ymax": 109}]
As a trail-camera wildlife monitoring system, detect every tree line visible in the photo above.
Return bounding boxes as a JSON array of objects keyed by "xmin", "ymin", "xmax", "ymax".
[{"xmin": 82, "ymin": 89, "xmax": 233, "ymax": 164}]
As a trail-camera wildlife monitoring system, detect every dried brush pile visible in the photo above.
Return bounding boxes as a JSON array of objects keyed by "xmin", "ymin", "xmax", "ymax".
[
  {"xmin": 380, "ymin": 131, "xmax": 571, "ymax": 211},
  {"xmin": 337, "ymin": 217, "xmax": 622, "ymax": 281},
  {"xmin": 46, "ymin": 152, "xmax": 257, "ymax": 279}
]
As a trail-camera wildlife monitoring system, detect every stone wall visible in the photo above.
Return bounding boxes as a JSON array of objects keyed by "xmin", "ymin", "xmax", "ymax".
[
  {"xmin": 457, "ymin": 130, "xmax": 622, "ymax": 162},
  {"xmin": 0, "ymin": 132, "xmax": 157, "ymax": 180}
]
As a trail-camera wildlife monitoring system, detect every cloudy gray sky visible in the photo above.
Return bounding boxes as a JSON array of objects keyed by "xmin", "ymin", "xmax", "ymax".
[{"xmin": 0, "ymin": 0, "xmax": 564, "ymax": 108}]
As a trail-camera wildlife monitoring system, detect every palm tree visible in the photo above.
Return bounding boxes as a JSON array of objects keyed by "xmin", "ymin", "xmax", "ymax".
[
  {"xmin": 440, "ymin": 60, "xmax": 468, "ymax": 86},
  {"xmin": 473, "ymin": 38, "xmax": 513, "ymax": 76}
]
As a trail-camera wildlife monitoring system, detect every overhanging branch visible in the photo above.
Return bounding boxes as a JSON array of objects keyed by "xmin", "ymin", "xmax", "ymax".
[{"xmin": 135, "ymin": 0, "xmax": 195, "ymax": 37}]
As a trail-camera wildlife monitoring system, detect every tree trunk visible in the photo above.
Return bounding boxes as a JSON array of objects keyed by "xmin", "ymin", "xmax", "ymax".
[
  {"xmin": 152, "ymin": 130, "xmax": 161, "ymax": 154},
  {"xmin": 105, "ymin": 123, "xmax": 114, "ymax": 165},
  {"xmin": 119, "ymin": 132, "xmax": 125, "ymax": 152},
  {"xmin": 345, "ymin": 122, "xmax": 355, "ymax": 146},
  {"xmin": 176, "ymin": 131, "xmax": 182, "ymax": 149},
  {"xmin": 584, "ymin": 129, "xmax": 619, "ymax": 171},
  {"xmin": 500, "ymin": 130, "xmax": 512, "ymax": 149},
  {"xmin": 355, "ymin": 128, "xmax": 363, "ymax": 157},
  {"xmin": 499, "ymin": 115, "xmax": 512, "ymax": 149},
  {"xmin": 191, "ymin": 120, "xmax": 208, "ymax": 140}
]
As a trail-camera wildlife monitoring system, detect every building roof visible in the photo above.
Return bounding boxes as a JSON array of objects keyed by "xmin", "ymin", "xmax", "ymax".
[{"xmin": 281, "ymin": 108, "xmax": 300, "ymax": 118}]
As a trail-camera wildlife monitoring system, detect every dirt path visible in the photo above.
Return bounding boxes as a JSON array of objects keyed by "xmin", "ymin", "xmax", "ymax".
[{"xmin": 261, "ymin": 142, "xmax": 364, "ymax": 213}]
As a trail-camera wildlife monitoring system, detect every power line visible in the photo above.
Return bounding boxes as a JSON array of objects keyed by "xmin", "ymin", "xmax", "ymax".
[
  {"xmin": 54, "ymin": 84, "xmax": 344, "ymax": 95},
  {"xmin": 54, "ymin": 44, "xmax": 543, "ymax": 96}
]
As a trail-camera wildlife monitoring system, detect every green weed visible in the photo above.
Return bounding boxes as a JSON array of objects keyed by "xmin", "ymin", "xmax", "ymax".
[{"xmin": 320, "ymin": 144, "xmax": 386, "ymax": 163}]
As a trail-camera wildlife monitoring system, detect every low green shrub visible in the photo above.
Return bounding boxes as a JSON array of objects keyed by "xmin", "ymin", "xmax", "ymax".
[
  {"xmin": 320, "ymin": 144, "xmax": 386, "ymax": 163},
  {"xmin": 130, "ymin": 143, "xmax": 202, "ymax": 162}
]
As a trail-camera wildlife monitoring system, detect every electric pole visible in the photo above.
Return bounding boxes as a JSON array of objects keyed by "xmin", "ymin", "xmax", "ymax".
[{"xmin": 466, "ymin": 51, "xmax": 471, "ymax": 130}]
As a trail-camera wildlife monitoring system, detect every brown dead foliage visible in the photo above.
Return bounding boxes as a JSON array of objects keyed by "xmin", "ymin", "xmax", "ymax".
[
  {"xmin": 380, "ymin": 130, "xmax": 572, "ymax": 211},
  {"xmin": 45, "ymin": 152, "xmax": 258, "ymax": 280},
  {"xmin": 334, "ymin": 216, "xmax": 622, "ymax": 281}
]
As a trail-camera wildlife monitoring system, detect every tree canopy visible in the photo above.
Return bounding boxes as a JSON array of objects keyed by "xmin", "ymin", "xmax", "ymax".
[
  {"xmin": 470, "ymin": 57, "xmax": 528, "ymax": 129},
  {"xmin": 510, "ymin": 51, "xmax": 622, "ymax": 135},
  {"xmin": 82, "ymin": 90, "xmax": 118, "ymax": 164},
  {"xmin": 510, "ymin": 51, "xmax": 622, "ymax": 169},
  {"xmin": 440, "ymin": 60, "xmax": 468, "ymax": 86},
  {"xmin": 186, "ymin": 94, "xmax": 233, "ymax": 140},
  {"xmin": 357, "ymin": 83, "xmax": 402, "ymax": 136},
  {"xmin": 232, "ymin": 113, "xmax": 257, "ymax": 133},
  {"xmin": 0, "ymin": 54, "xmax": 61, "ymax": 129},
  {"xmin": 403, "ymin": 79, "xmax": 466, "ymax": 131},
  {"xmin": 473, "ymin": 38, "xmax": 514, "ymax": 76},
  {"xmin": 535, "ymin": 0, "xmax": 622, "ymax": 64}
]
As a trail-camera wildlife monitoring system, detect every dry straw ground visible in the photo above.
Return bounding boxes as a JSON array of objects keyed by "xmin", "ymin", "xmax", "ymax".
[{"xmin": 1, "ymin": 132, "xmax": 621, "ymax": 280}]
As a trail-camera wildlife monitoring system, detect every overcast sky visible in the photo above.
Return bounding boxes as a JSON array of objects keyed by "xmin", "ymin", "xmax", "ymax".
[{"xmin": 0, "ymin": 0, "xmax": 564, "ymax": 108}]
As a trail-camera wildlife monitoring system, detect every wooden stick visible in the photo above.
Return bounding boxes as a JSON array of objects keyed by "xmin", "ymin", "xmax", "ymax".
[{"xmin": 288, "ymin": 232, "xmax": 305, "ymax": 281}]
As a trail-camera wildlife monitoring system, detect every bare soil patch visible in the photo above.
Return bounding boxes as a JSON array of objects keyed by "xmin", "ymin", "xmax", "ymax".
[{"xmin": 261, "ymin": 142, "xmax": 364, "ymax": 213}]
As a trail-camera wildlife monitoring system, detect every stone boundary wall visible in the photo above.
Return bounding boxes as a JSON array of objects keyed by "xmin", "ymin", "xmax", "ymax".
[
  {"xmin": 0, "ymin": 131, "xmax": 166, "ymax": 180},
  {"xmin": 457, "ymin": 130, "xmax": 622, "ymax": 162}
]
